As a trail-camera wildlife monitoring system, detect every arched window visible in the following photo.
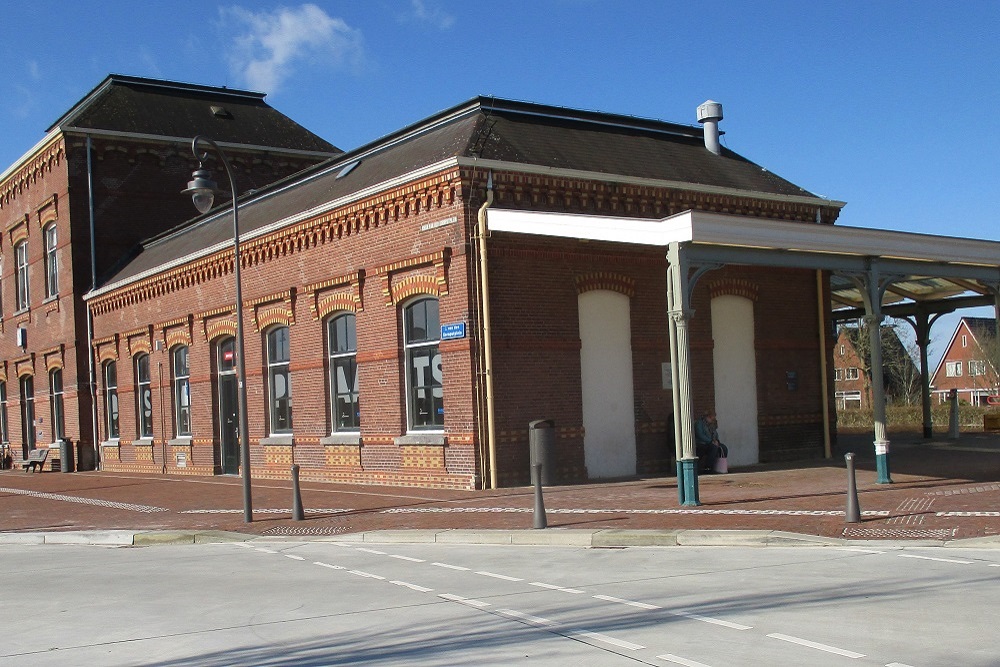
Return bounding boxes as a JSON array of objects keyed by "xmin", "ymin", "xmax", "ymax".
[
  {"xmin": 49, "ymin": 368, "xmax": 65, "ymax": 441},
  {"xmin": 44, "ymin": 223, "xmax": 58, "ymax": 299},
  {"xmin": 14, "ymin": 240, "xmax": 29, "ymax": 311},
  {"xmin": 266, "ymin": 326, "xmax": 292, "ymax": 433},
  {"xmin": 103, "ymin": 361, "xmax": 119, "ymax": 439},
  {"xmin": 135, "ymin": 354, "xmax": 153, "ymax": 438},
  {"xmin": 403, "ymin": 297, "xmax": 443, "ymax": 430},
  {"xmin": 327, "ymin": 313, "xmax": 359, "ymax": 432},
  {"xmin": 171, "ymin": 346, "xmax": 191, "ymax": 437}
]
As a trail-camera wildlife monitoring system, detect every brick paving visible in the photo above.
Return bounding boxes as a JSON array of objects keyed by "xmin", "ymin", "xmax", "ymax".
[{"xmin": 2, "ymin": 431, "xmax": 999, "ymax": 542}]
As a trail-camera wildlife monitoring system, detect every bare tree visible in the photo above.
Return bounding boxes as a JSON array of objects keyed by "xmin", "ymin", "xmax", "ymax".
[{"xmin": 841, "ymin": 318, "xmax": 921, "ymax": 406}]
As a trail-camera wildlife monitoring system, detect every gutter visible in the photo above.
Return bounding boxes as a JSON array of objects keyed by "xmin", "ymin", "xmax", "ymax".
[{"xmin": 476, "ymin": 173, "xmax": 497, "ymax": 489}]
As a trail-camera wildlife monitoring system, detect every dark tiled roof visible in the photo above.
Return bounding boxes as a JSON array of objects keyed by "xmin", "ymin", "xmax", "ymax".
[
  {"xmin": 99, "ymin": 97, "xmax": 827, "ymax": 290},
  {"xmin": 51, "ymin": 74, "xmax": 340, "ymax": 154},
  {"xmin": 963, "ymin": 317, "xmax": 997, "ymax": 339}
]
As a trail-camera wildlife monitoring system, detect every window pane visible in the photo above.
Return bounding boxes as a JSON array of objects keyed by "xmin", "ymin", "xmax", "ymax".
[
  {"xmin": 172, "ymin": 347, "xmax": 191, "ymax": 436},
  {"xmin": 105, "ymin": 362, "xmax": 119, "ymax": 438},
  {"xmin": 267, "ymin": 328, "xmax": 292, "ymax": 432},
  {"xmin": 408, "ymin": 347, "xmax": 443, "ymax": 428}
]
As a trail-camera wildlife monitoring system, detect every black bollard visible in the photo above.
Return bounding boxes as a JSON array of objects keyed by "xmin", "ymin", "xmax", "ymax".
[
  {"xmin": 532, "ymin": 463, "xmax": 547, "ymax": 529},
  {"xmin": 845, "ymin": 453, "xmax": 861, "ymax": 523},
  {"xmin": 291, "ymin": 464, "xmax": 305, "ymax": 521}
]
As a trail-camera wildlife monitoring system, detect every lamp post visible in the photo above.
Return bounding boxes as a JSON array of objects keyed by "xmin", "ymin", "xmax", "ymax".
[{"xmin": 183, "ymin": 135, "xmax": 253, "ymax": 523}]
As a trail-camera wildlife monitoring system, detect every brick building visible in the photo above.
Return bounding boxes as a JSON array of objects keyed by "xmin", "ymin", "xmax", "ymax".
[
  {"xmin": 833, "ymin": 324, "xmax": 918, "ymax": 410},
  {"xmin": 931, "ymin": 317, "xmax": 999, "ymax": 405},
  {"xmin": 85, "ymin": 97, "xmax": 843, "ymax": 489},
  {"xmin": 0, "ymin": 75, "xmax": 338, "ymax": 470}
]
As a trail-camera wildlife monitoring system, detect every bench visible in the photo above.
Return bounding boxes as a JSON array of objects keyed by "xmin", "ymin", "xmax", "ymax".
[{"xmin": 20, "ymin": 448, "xmax": 49, "ymax": 473}]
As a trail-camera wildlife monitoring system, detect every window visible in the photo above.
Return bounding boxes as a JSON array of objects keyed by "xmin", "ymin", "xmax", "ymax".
[
  {"xmin": 969, "ymin": 360, "xmax": 987, "ymax": 377},
  {"xmin": 135, "ymin": 354, "xmax": 153, "ymax": 438},
  {"xmin": 267, "ymin": 327, "xmax": 292, "ymax": 433},
  {"xmin": 172, "ymin": 346, "xmax": 191, "ymax": 436},
  {"xmin": 404, "ymin": 297, "xmax": 443, "ymax": 430},
  {"xmin": 962, "ymin": 334, "xmax": 968, "ymax": 348},
  {"xmin": 945, "ymin": 361, "xmax": 963, "ymax": 377},
  {"xmin": 327, "ymin": 313, "xmax": 359, "ymax": 432},
  {"xmin": 845, "ymin": 367, "xmax": 860, "ymax": 381},
  {"xmin": 49, "ymin": 368, "xmax": 65, "ymax": 441},
  {"xmin": 834, "ymin": 368, "xmax": 844, "ymax": 381},
  {"xmin": 103, "ymin": 361, "xmax": 119, "ymax": 439},
  {"xmin": 0, "ymin": 381, "xmax": 8, "ymax": 443},
  {"xmin": 839, "ymin": 344, "xmax": 845, "ymax": 356},
  {"xmin": 836, "ymin": 390, "xmax": 863, "ymax": 410},
  {"xmin": 44, "ymin": 224, "xmax": 58, "ymax": 298},
  {"xmin": 14, "ymin": 240, "xmax": 29, "ymax": 311}
]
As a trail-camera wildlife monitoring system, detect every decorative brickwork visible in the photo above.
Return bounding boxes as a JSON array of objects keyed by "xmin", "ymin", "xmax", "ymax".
[
  {"xmin": 373, "ymin": 248, "xmax": 452, "ymax": 305},
  {"xmin": 0, "ymin": 139, "xmax": 65, "ymax": 210},
  {"xmin": 575, "ymin": 272, "xmax": 636, "ymax": 298},
  {"xmin": 265, "ymin": 445, "xmax": 294, "ymax": 467},
  {"xmin": 400, "ymin": 445, "xmax": 446, "ymax": 469},
  {"xmin": 325, "ymin": 444, "xmax": 362, "ymax": 468},
  {"xmin": 709, "ymin": 278, "xmax": 759, "ymax": 302}
]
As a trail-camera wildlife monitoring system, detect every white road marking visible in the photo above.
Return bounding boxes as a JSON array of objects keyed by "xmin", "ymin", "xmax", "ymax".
[
  {"xmin": 432, "ymin": 562, "xmax": 470, "ymax": 571},
  {"xmin": 593, "ymin": 594, "xmax": 661, "ymax": 610},
  {"xmin": 357, "ymin": 548, "xmax": 386, "ymax": 555},
  {"xmin": 389, "ymin": 554, "xmax": 425, "ymax": 562},
  {"xmin": 989, "ymin": 564, "xmax": 1000, "ymax": 568},
  {"xmin": 476, "ymin": 570, "xmax": 523, "ymax": 581},
  {"xmin": 496, "ymin": 608, "xmax": 641, "ymax": 649},
  {"xmin": 671, "ymin": 610, "xmax": 752, "ymax": 630},
  {"xmin": 568, "ymin": 629, "xmax": 644, "ymax": 650},
  {"xmin": 836, "ymin": 547, "xmax": 885, "ymax": 554},
  {"xmin": 438, "ymin": 593, "xmax": 491, "ymax": 608},
  {"xmin": 283, "ymin": 554, "xmax": 306, "ymax": 561},
  {"xmin": 390, "ymin": 580, "xmax": 433, "ymax": 593},
  {"xmin": 232, "ymin": 543, "xmax": 254, "ymax": 549},
  {"xmin": 496, "ymin": 609, "xmax": 558, "ymax": 627},
  {"xmin": 529, "ymin": 582, "xmax": 584, "ymax": 593},
  {"xmin": 898, "ymin": 554, "xmax": 973, "ymax": 564},
  {"xmin": 658, "ymin": 654, "xmax": 715, "ymax": 667},
  {"xmin": 254, "ymin": 548, "xmax": 278, "ymax": 554},
  {"xmin": 313, "ymin": 561, "xmax": 344, "ymax": 570},
  {"xmin": 767, "ymin": 633, "xmax": 865, "ymax": 658},
  {"xmin": 348, "ymin": 570, "xmax": 385, "ymax": 580},
  {"xmin": 885, "ymin": 663, "xmax": 917, "ymax": 667}
]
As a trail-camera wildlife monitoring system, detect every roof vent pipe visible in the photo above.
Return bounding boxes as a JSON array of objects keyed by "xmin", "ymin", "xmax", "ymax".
[{"xmin": 697, "ymin": 100, "xmax": 724, "ymax": 155}]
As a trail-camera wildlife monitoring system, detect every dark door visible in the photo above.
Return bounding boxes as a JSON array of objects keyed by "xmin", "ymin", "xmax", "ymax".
[
  {"xmin": 19, "ymin": 375, "xmax": 34, "ymax": 459},
  {"xmin": 219, "ymin": 373, "xmax": 239, "ymax": 475}
]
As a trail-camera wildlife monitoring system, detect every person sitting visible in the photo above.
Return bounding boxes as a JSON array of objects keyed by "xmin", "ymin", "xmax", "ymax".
[{"xmin": 694, "ymin": 408, "xmax": 729, "ymax": 473}]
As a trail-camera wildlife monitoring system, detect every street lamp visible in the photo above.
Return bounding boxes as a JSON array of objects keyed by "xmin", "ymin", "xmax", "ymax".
[{"xmin": 183, "ymin": 135, "xmax": 253, "ymax": 523}]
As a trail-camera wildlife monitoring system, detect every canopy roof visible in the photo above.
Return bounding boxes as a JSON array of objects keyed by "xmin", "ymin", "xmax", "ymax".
[{"xmin": 485, "ymin": 208, "xmax": 1000, "ymax": 315}]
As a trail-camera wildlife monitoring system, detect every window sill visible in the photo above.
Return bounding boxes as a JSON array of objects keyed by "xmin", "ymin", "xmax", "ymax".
[
  {"xmin": 261, "ymin": 435, "xmax": 294, "ymax": 446},
  {"xmin": 134, "ymin": 438, "xmax": 154, "ymax": 446},
  {"xmin": 168, "ymin": 437, "xmax": 192, "ymax": 447},
  {"xmin": 100, "ymin": 440, "xmax": 120, "ymax": 448},
  {"xmin": 322, "ymin": 433, "xmax": 361, "ymax": 446},
  {"xmin": 395, "ymin": 433, "xmax": 447, "ymax": 446}
]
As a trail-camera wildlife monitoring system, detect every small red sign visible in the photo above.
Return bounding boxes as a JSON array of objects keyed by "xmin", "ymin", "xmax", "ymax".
[{"xmin": 223, "ymin": 350, "xmax": 234, "ymax": 361}]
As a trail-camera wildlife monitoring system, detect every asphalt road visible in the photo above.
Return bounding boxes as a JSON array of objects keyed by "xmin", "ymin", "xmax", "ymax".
[{"xmin": 4, "ymin": 541, "xmax": 997, "ymax": 666}]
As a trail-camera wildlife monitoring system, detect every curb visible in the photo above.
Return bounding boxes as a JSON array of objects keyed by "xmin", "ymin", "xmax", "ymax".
[{"xmin": 5, "ymin": 529, "xmax": 999, "ymax": 549}]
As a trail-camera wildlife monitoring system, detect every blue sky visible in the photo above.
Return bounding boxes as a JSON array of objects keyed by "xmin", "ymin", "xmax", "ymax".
[{"xmin": 1, "ymin": 1, "xmax": 997, "ymax": 359}]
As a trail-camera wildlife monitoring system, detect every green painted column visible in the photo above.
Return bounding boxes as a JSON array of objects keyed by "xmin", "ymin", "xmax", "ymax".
[{"xmin": 680, "ymin": 458, "xmax": 700, "ymax": 506}]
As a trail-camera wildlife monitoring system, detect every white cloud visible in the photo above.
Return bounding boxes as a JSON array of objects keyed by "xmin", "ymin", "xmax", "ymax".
[
  {"xmin": 222, "ymin": 3, "xmax": 363, "ymax": 93},
  {"xmin": 27, "ymin": 61, "xmax": 40, "ymax": 80},
  {"xmin": 409, "ymin": 0, "xmax": 455, "ymax": 29}
]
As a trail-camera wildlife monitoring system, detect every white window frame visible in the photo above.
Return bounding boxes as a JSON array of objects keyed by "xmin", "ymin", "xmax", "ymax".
[
  {"xmin": 172, "ymin": 346, "xmax": 192, "ymax": 437},
  {"xmin": 104, "ymin": 361, "xmax": 119, "ymax": 440},
  {"xmin": 946, "ymin": 361, "xmax": 963, "ymax": 378},
  {"xmin": 135, "ymin": 354, "xmax": 153, "ymax": 438},
  {"xmin": 403, "ymin": 297, "xmax": 444, "ymax": 431},
  {"xmin": 49, "ymin": 368, "xmax": 65, "ymax": 442},
  {"xmin": 266, "ymin": 327, "xmax": 293, "ymax": 434},
  {"xmin": 327, "ymin": 313, "xmax": 359, "ymax": 433},
  {"xmin": 14, "ymin": 240, "xmax": 29, "ymax": 311},
  {"xmin": 845, "ymin": 367, "xmax": 860, "ymax": 381},
  {"xmin": 44, "ymin": 223, "xmax": 58, "ymax": 299}
]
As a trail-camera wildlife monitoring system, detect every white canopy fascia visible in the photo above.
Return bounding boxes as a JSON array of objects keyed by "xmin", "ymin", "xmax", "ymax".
[{"xmin": 485, "ymin": 208, "xmax": 1000, "ymax": 270}]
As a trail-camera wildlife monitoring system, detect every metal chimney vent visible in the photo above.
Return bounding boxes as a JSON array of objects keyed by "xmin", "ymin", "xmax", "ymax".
[{"xmin": 697, "ymin": 100, "xmax": 724, "ymax": 155}]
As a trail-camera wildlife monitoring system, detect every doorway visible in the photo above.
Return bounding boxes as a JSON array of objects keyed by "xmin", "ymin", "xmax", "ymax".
[{"xmin": 216, "ymin": 338, "xmax": 240, "ymax": 475}]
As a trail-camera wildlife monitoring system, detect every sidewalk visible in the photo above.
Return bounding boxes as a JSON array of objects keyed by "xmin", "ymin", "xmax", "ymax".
[{"xmin": 2, "ymin": 431, "xmax": 999, "ymax": 547}]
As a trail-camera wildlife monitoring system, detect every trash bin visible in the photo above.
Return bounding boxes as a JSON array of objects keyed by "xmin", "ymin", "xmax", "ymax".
[
  {"xmin": 529, "ymin": 419, "xmax": 555, "ymax": 486},
  {"xmin": 59, "ymin": 438, "xmax": 75, "ymax": 473}
]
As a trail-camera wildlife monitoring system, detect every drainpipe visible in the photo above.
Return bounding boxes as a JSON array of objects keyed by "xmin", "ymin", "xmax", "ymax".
[
  {"xmin": 817, "ymin": 270, "xmax": 832, "ymax": 458},
  {"xmin": 86, "ymin": 135, "xmax": 101, "ymax": 470},
  {"xmin": 476, "ymin": 173, "xmax": 498, "ymax": 489}
]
